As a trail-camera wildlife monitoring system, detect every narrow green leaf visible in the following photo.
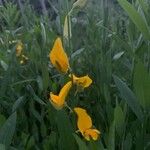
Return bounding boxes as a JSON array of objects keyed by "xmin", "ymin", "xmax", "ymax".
[
  {"xmin": 138, "ymin": 0, "xmax": 149, "ymax": 15},
  {"xmin": 71, "ymin": 48, "xmax": 85, "ymax": 59},
  {"xmin": 73, "ymin": 134, "xmax": 88, "ymax": 150},
  {"xmin": 107, "ymin": 121, "xmax": 115, "ymax": 150},
  {"xmin": 117, "ymin": 0, "xmax": 150, "ymax": 40},
  {"xmin": 113, "ymin": 51, "xmax": 124, "ymax": 60},
  {"xmin": 113, "ymin": 75, "xmax": 143, "ymax": 121},
  {"xmin": 133, "ymin": 61, "xmax": 150, "ymax": 109},
  {"xmin": 0, "ymin": 115, "xmax": 6, "ymax": 128},
  {"xmin": 0, "ymin": 144, "xmax": 5, "ymax": 150},
  {"xmin": 0, "ymin": 112, "xmax": 17, "ymax": 147},
  {"xmin": 0, "ymin": 60, "xmax": 8, "ymax": 71},
  {"xmin": 114, "ymin": 105, "xmax": 124, "ymax": 127},
  {"xmin": 123, "ymin": 133, "xmax": 132, "ymax": 150},
  {"xmin": 63, "ymin": 15, "xmax": 72, "ymax": 41},
  {"xmin": 27, "ymin": 85, "xmax": 46, "ymax": 105},
  {"xmin": 41, "ymin": 64, "xmax": 49, "ymax": 91},
  {"xmin": 33, "ymin": 94, "xmax": 46, "ymax": 105},
  {"xmin": 12, "ymin": 96, "xmax": 25, "ymax": 112},
  {"xmin": 73, "ymin": 0, "xmax": 87, "ymax": 9},
  {"xmin": 40, "ymin": 22, "xmax": 46, "ymax": 46},
  {"xmin": 114, "ymin": 105, "xmax": 125, "ymax": 136},
  {"xmin": 26, "ymin": 136, "xmax": 35, "ymax": 150},
  {"xmin": 37, "ymin": 76, "xmax": 43, "ymax": 92},
  {"xmin": 56, "ymin": 110, "xmax": 77, "ymax": 150}
]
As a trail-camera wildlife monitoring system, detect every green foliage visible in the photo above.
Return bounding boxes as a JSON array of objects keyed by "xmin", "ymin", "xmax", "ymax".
[
  {"xmin": 117, "ymin": 0, "xmax": 150, "ymax": 40},
  {"xmin": 0, "ymin": 0, "xmax": 150, "ymax": 149},
  {"xmin": 0, "ymin": 112, "xmax": 17, "ymax": 148},
  {"xmin": 113, "ymin": 75, "xmax": 143, "ymax": 121},
  {"xmin": 134, "ymin": 61, "xmax": 150, "ymax": 109}
]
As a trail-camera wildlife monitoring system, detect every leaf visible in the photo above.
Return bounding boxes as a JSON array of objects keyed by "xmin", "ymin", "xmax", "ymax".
[
  {"xmin": 37, "ymin": 76, "xmax": 43, "ymax": 92},
  {"xmin": 12, "ymin": 96, "xmax": 26, "ymax": 112},
  {"xmin": 114, "ymin": 105, "xmax": 124, "ymax": 127},
  {"xmin": 114, "ymin": 105, "xmax": 125, "ymax": 136},
  {"xmin": 73, "ymin": 134, "xmax": 88, "ymax": 150},
  {"xmin": 73, "ymin": 0, "xmax": 87, "ymax": 9},
  {"xmin": 26, "ymin": 136, "xmax": 35, "ymax": 150},
  {"xmin": 71, "ymin": 48, "xmax": 85, "ymax": 59},
  {"xmin": 56, "ymin": 110, "xmax": 77, "ymax": 150},
  {"xmin": 26, "ymin": 85, "xmax": 46, "ymax": 105},
  {"xmin": 137, "ymin": 0, "xmax": 149, "ymax": 15},
  {"xmin": 133, "ymin": 61, "xmax": 150, "ymax": 109},
  {"xmin": 9, "ymin": 147, "xmax": 17, "ymax": 150},
  {"xmin": 33, "ymin": 94, "xmax": 46, "ymax": 105},
  {"xmin": 0, "ymin": 112, "xmax": 17, "ymax": 147},
  {"xmin": 113, "ymin": 75, "xmax": 143, "ymax": 121},
  {"xmin": 0, "ymin": 60, "xmax": 8, "ymax": 71},
  {"xmin": 41, "ymin": 64, "xmax": 49, "ymax": 91},
  {"xmin": 63, "ymin": 15, "xmax": 72, "ymax": 41},
  {"xmin": 113, "ymin": 51, "xmax": 124, "ymax": 60},
  {"xmin": 40, "ymin": 22, "xmax": 46, "ymax": 46},
  {"xmin": 30, "ymin": 107, "xmax": 42, "ymax": 122},
  {"xmin": 117, "ymin": 0, "xmax": 150, "ymax": 40},
  {"xmin": 0, "ymin": 115, "xmax": 6, "ymax": 128},
  {"xmin": 123, "ymin": 133, "xmax": 132, "ymax": 150},
  {"xmin": 107, "ymin": 121, "xmax": 115, "ymax": 150},
  {"xmin": 0, "ymin": 144, "xmax": 5, "ymax": 150}
]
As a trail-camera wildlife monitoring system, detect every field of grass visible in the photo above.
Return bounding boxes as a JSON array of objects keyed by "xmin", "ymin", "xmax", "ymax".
[{"xmin": 0, "ymin": 0, "xmax": 150, "ymax": 149}]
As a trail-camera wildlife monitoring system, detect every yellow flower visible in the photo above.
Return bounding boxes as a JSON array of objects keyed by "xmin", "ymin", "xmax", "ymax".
[
  {"xmin": 70, "ymin": 74, "xmax": 92, "ymax": 88},
  {"xmin": 74, "ymin": 107, "xmax": 100, "ymax": 141},
  {"xmin": 84, "ymin": 129, "xmax": 100, "ymax": 141},
  {"xmin": 49, "ymin": 37, "xmax": 70, "ymax": 73},
  {"xmin": 16, "ymin": 41, "xmax": 23, "ymax": 57},
  {"xmin": 20, "ymin": 60, "xmax": 24, "ymax": 64},
  {"xmin": 22, "ymin": 54, "xmax": 29, "ymax": 60},
  {"xmin": 19, "ymin": 54, "xmax": 29, "ymax": 64},
  {"xmin": 49, "ymin": 81, "xmax": 72, "ymax": 109}
]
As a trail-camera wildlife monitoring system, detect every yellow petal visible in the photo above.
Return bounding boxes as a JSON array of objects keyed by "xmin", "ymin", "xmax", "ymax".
[
  {"xmin": 59, "ymin": 81, "xmax": 72, "ymax": 99},
  {"xmin": 49, "ymin": 81, "xmax": 72, "ymax": 109},
  {"xmin": 49, "ymin": 37, "xmax": 69, "ymax": 73},
  {"xmin": 20, "ymin": 60, "xmax": 24, "ymax": 64},
  {"xmin": 74, "ymin": 107, "xmax": 92, "ymax": 134},
  {"xmin": 70, "ymin": 74, "xmax": 92, "ymax": 88},
  {"xmin": 84, "ymin": 129, "xmax": 100, "ymax": 141},
  {"xmin": 49, "ymin": 93, "xmax": 64, "ymax": 109},
  {"xmin": 22, "ymin": 54, "xmax": 29, "ymax": 60},
  {"xmin": 16, "ymin": 42, "xmax": 23, "ymax": 57}
]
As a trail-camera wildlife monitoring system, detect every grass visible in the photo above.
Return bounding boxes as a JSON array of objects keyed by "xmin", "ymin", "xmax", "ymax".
[{"xmin": 0, "ymin": 0, "xmax": 150, "ymax": 149}]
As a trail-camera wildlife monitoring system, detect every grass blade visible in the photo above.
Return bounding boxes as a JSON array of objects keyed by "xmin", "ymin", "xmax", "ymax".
[
  {"xmin": 133, "ymin": 61, "xmax": 150, "ymax": 109},
  {"xmin": 113, "ymin": 75, "xmax": 143, "ymax": 121},
  {"xmin": 117, "ymin": 0, "xmax": 150, "ymax": 40},
  {"xmin": 0, "ymin": 112, "xmax": 17, "ymax": 147}
]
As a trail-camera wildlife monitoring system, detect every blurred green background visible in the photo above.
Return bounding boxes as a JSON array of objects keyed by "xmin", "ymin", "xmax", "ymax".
[{"xmin": 0, "ymin": 0, "xmax": 150, "ymax": 149}]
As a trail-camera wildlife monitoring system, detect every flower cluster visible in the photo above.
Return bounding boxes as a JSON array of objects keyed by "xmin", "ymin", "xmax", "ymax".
[
  {"xmin": 49, "ymin": 37, "xmax": 100, "ymax": 141},
  {"xmin": 16, "ymin": 41, "xmax": 28, "ymax": 64}
]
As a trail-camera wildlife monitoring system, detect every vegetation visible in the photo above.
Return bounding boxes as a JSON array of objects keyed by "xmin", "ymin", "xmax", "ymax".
[{"xmin": 0, "ymin": 0, "xmax": 150, "ymax": 149}]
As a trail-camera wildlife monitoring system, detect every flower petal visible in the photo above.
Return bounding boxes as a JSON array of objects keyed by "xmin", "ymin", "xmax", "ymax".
[
  {"xmin": 59, "ymin": 81, "xmax": 72, "ymax": 99},
  {"xmin": 74, "ymin": 107, "xmax": 92, "ymax": 134},
  {"xmin": 49, "ymin": 81, "xmax": 72, "ymax": 110},
  {"xmin": 70, "ymin": 74, "xmax": 92, "ymax": 88},
  {"xmin": 49, "ymin": 92, "xmax": 64, "ymax": 109},
  {"xmin": 16, "ymin": 41, "xmax": 23, "ymax": 57},
  {"xmin": 84, "ymin": 129, "xmax": 100, "ymax": 141},
  {"xmin": 49, "ymin": 37, "xmax": 69, "ymax": 73}
]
